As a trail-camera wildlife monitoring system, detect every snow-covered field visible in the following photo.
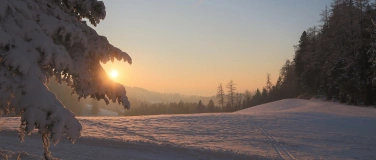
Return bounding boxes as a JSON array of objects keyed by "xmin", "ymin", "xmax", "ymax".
[{"xmin": 1, "ymin": 99, "xmax": 376, "ymax": 160}]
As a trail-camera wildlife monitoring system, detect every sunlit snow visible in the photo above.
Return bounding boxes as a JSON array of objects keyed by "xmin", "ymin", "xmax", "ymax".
[{"xmin": 1, "ymin": 99, "xmax": 376, "ymax": 159}]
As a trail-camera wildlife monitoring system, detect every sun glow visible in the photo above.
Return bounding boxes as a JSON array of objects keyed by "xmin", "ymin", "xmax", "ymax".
[{"xmin": 110, "ymin": 70, "xmax": 118, "ymax": 78}]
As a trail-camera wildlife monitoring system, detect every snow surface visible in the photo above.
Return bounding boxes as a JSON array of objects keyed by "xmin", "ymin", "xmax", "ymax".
[{"xmin": 1, "ymin": 99, "xmax": 376, "ymax": 159}]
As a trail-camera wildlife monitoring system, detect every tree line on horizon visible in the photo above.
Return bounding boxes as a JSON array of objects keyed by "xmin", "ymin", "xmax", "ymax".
[
  {"xmin": 215, "ymin": 80, "xmax": 254, "ymax": 112},
  {"xmin": 122, "ymin": 99, "xmax": 222, "ymax": 116},
  {"xmin": 230, "ymin": 0, "xmax": 376, "ymax": 108},
  {"xmin": 48, "ymin": 81, "xmax": 224, "ymax": 116},
  {"xmin": 215, "ymin": 77, "xmax": 275, "ymax": 112}
]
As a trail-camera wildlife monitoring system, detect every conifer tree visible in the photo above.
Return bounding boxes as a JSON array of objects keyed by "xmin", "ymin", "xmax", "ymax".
[
  {"xmin": 216, "ymin": 83, "xmax": 225, "ymax": 108},
  {"xmin": 226, "ymin": 80, "xmax": 236, "ymax": 109},
  {"xmin": 0, "ymin": 0, "xmax": 132, "ymax": 158}
]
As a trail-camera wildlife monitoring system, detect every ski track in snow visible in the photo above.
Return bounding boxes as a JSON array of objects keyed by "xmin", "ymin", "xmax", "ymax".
[
  {"xmin": 1, "ymin": 99, "xmax": 376, "ymax": 159},
  {"xmin": 252, "ymin": 119, "xmax": 295, "ymax": 160}
]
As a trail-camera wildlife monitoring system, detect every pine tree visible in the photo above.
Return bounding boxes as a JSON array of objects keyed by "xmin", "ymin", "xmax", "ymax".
[
  {"xmin": 0, "ymin": 0, "xmax": 132, "ymax": 158},
  {"xmin": 294, "ymin": 31, "xmax": 309, "ymax": 80},
  {"xmin": 196, "ymin": 100, "xmax": 205, "ymax": 113},
  {"xmin": 207, "ymin": 100, "xmax": 215, "ymax": 112},
  {"xmin": 261, "ymin": 88, "xmax": 268, "ymax": 103},
  {"xmin": 252, "ymin": 88, "xmax": 262, "ymax": 106},
  {"xmin": 216, "ymin": 83, "xmax": 225, "ymax": 108},
  {"xmin": 235, "ymin": 92, "xmax": 243, "ymax": 111},
  {"xmin": 243, "ymin": 90, "xmax": 252, "ymax": 108},
  {"xmin": 226, "ymin": 80, "xmax": 236, "ymax": 109},
  {"xmin": 266, "ymin": 73, "xmax": 273, "ymax": 93}
]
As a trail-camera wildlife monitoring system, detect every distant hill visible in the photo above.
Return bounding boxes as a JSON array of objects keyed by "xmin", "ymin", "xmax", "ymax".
[{"xmin": 124, "ymin": 86, "xmax": 216, "ymax": 105}]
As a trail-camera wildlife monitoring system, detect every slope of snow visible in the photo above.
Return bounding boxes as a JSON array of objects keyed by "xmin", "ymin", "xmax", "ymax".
[
  {"xmin": 236, "ymin": 99, "xmax": 376, "ymax": 117},
  {"xmin": 1, "ymin": 99, "xmax": 376, "ymax": 159}
]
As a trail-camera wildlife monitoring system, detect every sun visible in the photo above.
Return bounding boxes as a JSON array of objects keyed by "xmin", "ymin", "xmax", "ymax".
[{"xmin": 110, "ymin": 70, "xmax": 118, "ymax": 78}]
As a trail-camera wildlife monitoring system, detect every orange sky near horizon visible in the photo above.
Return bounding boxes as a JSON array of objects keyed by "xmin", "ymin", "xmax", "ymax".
[
  {"xmin": 97, "ymin": 0, "xmax": 331, "ymax": 97},
  {"xmin": 101, "ymin": 53, "xmax": 283, "ymax": 96}
]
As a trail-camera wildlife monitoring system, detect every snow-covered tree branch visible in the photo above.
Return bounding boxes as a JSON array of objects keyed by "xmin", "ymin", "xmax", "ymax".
[{"xmin": 0, "ymin": 0, "xmax": 132, "ymax": 156}]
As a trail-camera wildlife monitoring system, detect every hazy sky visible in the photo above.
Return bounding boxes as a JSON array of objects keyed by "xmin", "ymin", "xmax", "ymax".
[{"xmin": 96, "ymin": 0, "xmax": 332, "ymax": 96}]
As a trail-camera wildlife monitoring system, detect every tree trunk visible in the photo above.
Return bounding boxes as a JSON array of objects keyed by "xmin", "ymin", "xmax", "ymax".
[{"xmin": 42, "ymin": 133, "xmax": 53, "ymax": 160}]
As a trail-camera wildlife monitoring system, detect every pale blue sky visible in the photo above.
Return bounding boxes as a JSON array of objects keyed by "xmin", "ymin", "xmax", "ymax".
[{"xmin": 97, "ymin": 0, "xmax": 332, "ymax": 96}]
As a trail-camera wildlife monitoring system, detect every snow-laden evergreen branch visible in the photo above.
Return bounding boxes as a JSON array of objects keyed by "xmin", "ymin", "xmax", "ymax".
[{"xmin": 0, "ymin": 0, "xmax": 132, "ymax": 146}]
